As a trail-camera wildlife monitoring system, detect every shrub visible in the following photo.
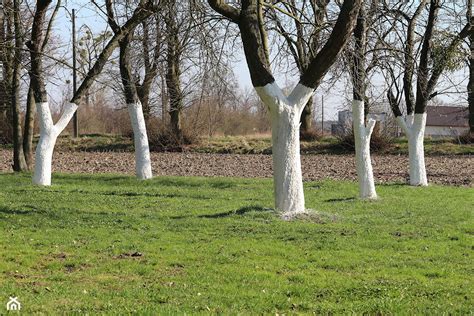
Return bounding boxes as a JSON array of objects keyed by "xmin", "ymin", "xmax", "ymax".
[
  {"xmin": 336, "ymin": 125, "xmax": 394, "ymax": 153},
  {"xmin": 148, "ymin": 123, "xmax": 199, "ymax": 152},
  {"xmin": 300, "ymin": 128, "xmax": 322, "ymax": 142},
  {"xmin": 457, "ymin": 131, "xmax": 473, "ymax": 144}
]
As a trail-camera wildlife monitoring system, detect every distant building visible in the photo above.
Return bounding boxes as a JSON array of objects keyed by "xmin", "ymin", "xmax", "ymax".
[{"xmin": 424, "ymin": 106, "xmax": 469, "ymax": 137}]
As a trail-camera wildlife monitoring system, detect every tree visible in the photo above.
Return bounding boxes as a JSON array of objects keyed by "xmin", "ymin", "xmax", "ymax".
[
  {"xmin": 106, "ymin": 0, "xmax": 153, "ymax": 180},
  {"xmin": 10, "ymin": 0, "xmax": 27, "ymax": 171},
  {"xmin": 268, "ymin": 0, "xmax": 330, "ymax": 133},
  {"xmin": 164, "ymin": 0, "xmax": 184, "ymax": 141},
  {"xmin": 386, "ymin": 0, "xmax": 471, "ymax": 186},
  {"xmin": 208, "ymin": 0, "xmax": 361, "ymax": 217},
  {"xmin": 29, "ymin": 0, "xmax": 157, "ymax": 186},
  {"xmin": 468, "ymin": 0, "xmax": 473, "ymax": 137},
  {"xmin": 349, "ymin": 3, "xmax": 377, "ymax": 199}
]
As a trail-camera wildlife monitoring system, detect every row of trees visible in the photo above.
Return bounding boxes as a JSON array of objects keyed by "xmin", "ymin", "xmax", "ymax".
[{"xmin": 1, "ymin": 0, "xmax": 472, "ymax": 217}]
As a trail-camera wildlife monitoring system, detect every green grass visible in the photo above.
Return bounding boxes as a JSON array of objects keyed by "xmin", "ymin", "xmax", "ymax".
[{"xmin": 0, "ymin": 173, "xmax": 473, "ymax": 314}]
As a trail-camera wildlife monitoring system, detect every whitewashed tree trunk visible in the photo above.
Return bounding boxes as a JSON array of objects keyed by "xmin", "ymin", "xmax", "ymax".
[
  {"xmin": 33, "ymin": 102, "xmax": 78, "ymax": 186},
  {"xmin": 352, "ymin": 100, "xmax": 377, "ymax": 199},
  {"xmin": 256, "ymin": 82, "xmax": 314, "ymax": 218},
  {"xmin": 408, "ymin": 114, "xmax": 427, "ymax": 186},
  {"xmin": 128, "ymin": 102, "xmax": 153, "ymax": 180},
  {"xmin": 396, "ymin": 113, "xmax": 428, "ymax": 186}
]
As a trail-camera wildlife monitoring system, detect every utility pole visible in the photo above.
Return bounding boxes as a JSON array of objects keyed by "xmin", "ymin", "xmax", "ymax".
[
  {"xmin": 321, "ymin": 95, "xmax": 324, "ymax": 135},
  {"xmin": 72, "ymin": 8, "xmax": 79, "ymax": 138}
]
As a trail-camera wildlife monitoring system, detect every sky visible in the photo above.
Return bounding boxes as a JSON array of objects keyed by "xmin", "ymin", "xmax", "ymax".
[{"xmin": 49, "ymin": 0, "xmax": 469, "ymax": 122}]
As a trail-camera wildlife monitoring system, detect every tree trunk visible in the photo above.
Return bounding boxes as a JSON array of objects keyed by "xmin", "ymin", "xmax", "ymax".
[
  {"xmin": 408, "ymin": 113, "xmax": 427, "ymax": 186},
  {"xmin": 271, "ymin": 108, "xmax": 305, "ymax": 217},
  {"xmin": 350, "ymin": 5, "xmax": 377, "ymax": 199},
  {"xmin": 108, "ymin": 2, "xmax": 153, "ymax": 180},
  {"xmin": 11, "ymin": 0, "xmax": 27, "ymax": 172},
  {"xmin": 33, "ymin": 102, "xmax": 77, "ymax": 185},
  {"xmin": 128, "ymin": 102, "xmax": 152, "ymax": 179},
  {"xmin": 256, "ymin": 83, "xmax": 314, "ymax": 218},
  {"xmin": 395, "ymin": 113, "xmax": 428, "ymax": 186},
  {"xmin": 166, "ymin": 55, "xmax": 183, "ymax": 141},
  {"xmin": 352, "ymin": 100, "xmax": 376, "ymax": 199},
  {"xmin": 165, "ymin": 5, "xmax": 183, "ymax": 142},
  {"xmin": 300, "ymin": 98, "xmax": 313, "ymax": 132},
  {"xmin": 23, "ymin": 85, "xmax": 35, "ymax": 169},
  {"xmin": 469, "ymin": 21, "xmax": 474, "ymax": 135},
  {"xmin": 11, "ymin": 81, "xmax": 27, "ymax": 171},
  {"xmin": 138, "ymin": 91, "xmax": 151, "ymax": 123}
]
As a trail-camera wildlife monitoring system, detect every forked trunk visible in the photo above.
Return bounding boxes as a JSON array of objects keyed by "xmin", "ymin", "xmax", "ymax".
[
  {"xmin": 128, "ymin": 102, "xmax": 152, "ymax": 180},
  {"xmin": 256, "ymin": 83, "xmax": 313, "ymax": 218},
  {"xmin": 352, "ymin": 100, "xmax": 377, "ymax": 199},
  {"xmin": 395, "ymin": 113, "xmax": 428, "ymax": 186},
  {"xmin": 33, "ymin": 102, "xmax": 77, "ymax": 185}
]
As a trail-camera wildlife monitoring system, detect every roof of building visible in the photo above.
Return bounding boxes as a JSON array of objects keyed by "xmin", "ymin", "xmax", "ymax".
[{"xmin": 426, "ymin": 106, "xmax": 469, "ymax": 127}]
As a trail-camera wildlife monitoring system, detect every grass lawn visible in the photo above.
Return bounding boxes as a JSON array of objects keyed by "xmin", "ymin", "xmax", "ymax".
[{"xmin": 0, "ymin": 173, "xmax": 473, "ymax": 314}]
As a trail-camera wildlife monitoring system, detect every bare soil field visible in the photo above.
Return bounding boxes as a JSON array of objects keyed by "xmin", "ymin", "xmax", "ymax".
[{"xmin": 1, "ymin": 149, "xmax": 472, "ymax": 185}]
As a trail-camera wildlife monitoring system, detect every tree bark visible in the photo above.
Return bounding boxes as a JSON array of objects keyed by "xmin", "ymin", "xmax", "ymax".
[
  {"xmin": 300, "ymin": 98, "xmax": 313, "ymax": 132},
  {"xmin": 11, "ymin": 0, "xmax": 27, "ymax": 171},
  {"xmin": 468, "ymin": 1, "xmax": 473, "ymax": 135},
  {"xmin": 23, "ymin": 85, "xmax": 36, "ymax": 169},
  {"xmin": 164, "ymin": 1, "xmax": 184, "ymax": 141}
]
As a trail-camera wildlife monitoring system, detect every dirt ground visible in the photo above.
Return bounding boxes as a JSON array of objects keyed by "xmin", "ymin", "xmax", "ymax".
[{"xmin": 0, "ymin": 149, "xmax": 472, "ymax": 186}]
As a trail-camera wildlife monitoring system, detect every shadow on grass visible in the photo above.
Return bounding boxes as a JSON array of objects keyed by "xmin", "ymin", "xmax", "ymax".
[
  {"xmin": 199, "ymin": 205, "xmax": 269, "ymax": 219},
  {"xmin": 53, "ymin": 174, "xmax": 131, "ymax": 184},
  {"xmin": 154, "ymin": 178, "xmax": 236, "ymax": 190},
  {"xmin": 325, "ymin": 197, "xmax": 356, "ymax": 203},
  {"xmin": 0, "ymin": 205, "xmax": 45, "ymax": 216},
  {"xmin": 379, "ymin": 182, "xmax": 408, "ymax": 187}
]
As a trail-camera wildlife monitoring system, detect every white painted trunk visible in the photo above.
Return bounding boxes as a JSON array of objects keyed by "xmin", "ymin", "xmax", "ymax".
[
  {"xmin": 33, "ymin": 102, "xmax": 78, "ymax": 185},
  {"xmin": 395, "ymin": 113, "xmax": 428, "ymax": 186},
  {"xmin": 128, "ymin": 102, "xmax": 153, "ymax": 180},
  {"xmin": 352, "ymin": 100, "xmax": 377, "ymax": 199},
  {"xmin": 408, "ymin": 113, "xmax": 428, "ymax": 186},
  {"xmin": 33, "ymin": 130, "xmax": 57, "ymax": 186},
  {"xmin": 271, "ymin": 109, "xmax": 305, "ymax": 216},
  {"xmin": 255, "ymin": 82, "xmax": 314, "ymax": 218}
]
